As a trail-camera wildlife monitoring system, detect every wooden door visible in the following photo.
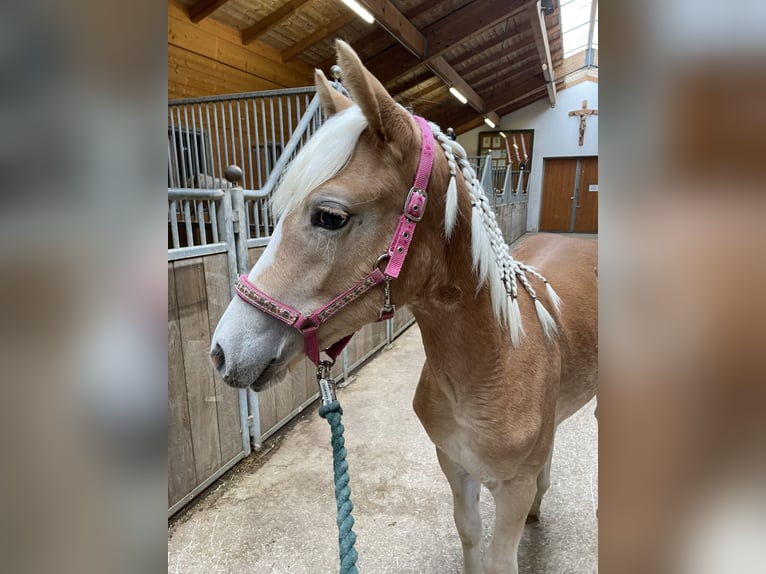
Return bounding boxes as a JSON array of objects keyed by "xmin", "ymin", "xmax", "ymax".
[
  {"xmin": 574, "ymin": 157, "xmax": 598, "ymax": 233},
  {"xmin": 539, "ymin": 157, "xmax": 598, "ymax": 233}
]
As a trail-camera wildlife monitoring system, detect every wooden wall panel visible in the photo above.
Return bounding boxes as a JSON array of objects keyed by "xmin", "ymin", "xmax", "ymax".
[
  {"xmin": 168, "ymin": 266, "xmax": 197, "ymax": 507},
  {"xmin": 174, "ymin": 258, "xmax": 223, "ymax": 481},
  {"xmin": 204, "ymin": 253, "xmax": 242, "ymax": 462},
  {"xmin": 168, "ymin": 0, "xmax": 313, "ymax": 100}
]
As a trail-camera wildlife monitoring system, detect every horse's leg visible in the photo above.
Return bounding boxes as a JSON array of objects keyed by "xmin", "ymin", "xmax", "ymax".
[
  {"xmin": 436, "ymin": 448, "xmax": 484, "ymax": 574},
  {"xmin": 527, "ymin": 447, "xmax": 553, "ymax": 522},
  {"xmin": 483, "ymin": 475, "xmax": 537, "ymax": 574}
]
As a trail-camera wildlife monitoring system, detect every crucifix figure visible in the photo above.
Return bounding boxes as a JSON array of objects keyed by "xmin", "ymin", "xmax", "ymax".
[{"xmin": 568, "ymin": 99, "xmax": 598, "ymax": 146}]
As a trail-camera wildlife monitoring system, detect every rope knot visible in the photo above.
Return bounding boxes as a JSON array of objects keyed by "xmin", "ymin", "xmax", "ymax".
[{"xmin": 319, "ymin": 400, "xmax": 343, "ymax": 419}]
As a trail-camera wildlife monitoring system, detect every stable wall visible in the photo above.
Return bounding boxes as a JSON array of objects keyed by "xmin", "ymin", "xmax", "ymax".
[
  {"xmin": 168, "ymin": 0, "xmax": 313, "ymax": 99},
  {"xmin": 458, "ymin": 80, "xmax": 598, "ymax": 231}
]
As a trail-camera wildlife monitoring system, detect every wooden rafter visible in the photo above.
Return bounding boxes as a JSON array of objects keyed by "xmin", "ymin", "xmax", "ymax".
[
  {"xmin": 527, "ymin": 0, "xmax": 556, "ymax": 106},
  {"xmin": 188, "ymin": 0, "xmax": 233, "ymax": 23},
  {"xmin": 365, "ymin": 0, "xmax": 535, "ymax": 86},
  {"xmin": 427, "ymin": 56, "xmax": 499, "ymax": 126},
  {"xmin": 358, "ymin": 0, "xmax": 426, "ymax": 57},
  {"xmin": 280, "ymin": 13, "xmax": 355, "ymax": 63},
  {"xmin": 242, "ymin": 0, "xmax": 314, "ymax": 46}
]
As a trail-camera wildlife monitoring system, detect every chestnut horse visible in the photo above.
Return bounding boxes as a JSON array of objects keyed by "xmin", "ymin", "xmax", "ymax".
[{"xmin": 210, "ymin": 40, "xmax": 597, "ymax": 574}]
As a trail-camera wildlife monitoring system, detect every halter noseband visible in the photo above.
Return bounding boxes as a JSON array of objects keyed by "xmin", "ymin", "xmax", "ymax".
[{"xmin": 235, "ymin": 115, "xmax": 435, "ymax": 365}]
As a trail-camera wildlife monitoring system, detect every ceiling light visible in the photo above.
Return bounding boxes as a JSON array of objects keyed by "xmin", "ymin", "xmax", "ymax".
[
  {"xmin": 484, "ymin": 117, "xmax": 496, "ymax": 128},
  {"xmin": 449, "ymin": 87, "xmax": 468, "ymax": 104},
  {"xmin": 499, "ymin": 131, "xmax": 507, "ymax": 138},
  {"xmin": 340, "ymin": 0, "xmax": 375, "ymax": 24}
]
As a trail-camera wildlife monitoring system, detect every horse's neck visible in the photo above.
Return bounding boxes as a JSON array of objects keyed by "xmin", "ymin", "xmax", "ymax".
[{"xmin": 409, "ymin": 273, "xmax": 508, "ymax": 391}]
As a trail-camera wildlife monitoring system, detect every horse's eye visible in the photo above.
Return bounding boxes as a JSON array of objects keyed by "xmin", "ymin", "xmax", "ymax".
[{"xmin": 312, "ymin": 208, "xmax": 348, "ymax": 230}]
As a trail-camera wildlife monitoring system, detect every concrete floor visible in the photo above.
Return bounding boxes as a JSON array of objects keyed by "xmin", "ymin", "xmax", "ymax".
[{"xmin": 168, "ymin": 324, "xmax": 598, "ymax": 574}]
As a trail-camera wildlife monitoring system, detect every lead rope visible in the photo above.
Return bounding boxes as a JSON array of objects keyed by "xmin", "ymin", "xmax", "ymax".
[{"xmin": 317, "ymin": 361, "xmax": 359, "ymax": 574}]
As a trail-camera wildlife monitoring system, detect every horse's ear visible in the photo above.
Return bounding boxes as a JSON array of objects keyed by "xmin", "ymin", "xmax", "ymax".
[
  {"xmin": 335, "ymin": 39, "xmax": 410, "ymax": 143},
  {"xmin": 314, "ymin": 69, "xmax": 353, "ymax": 117}
]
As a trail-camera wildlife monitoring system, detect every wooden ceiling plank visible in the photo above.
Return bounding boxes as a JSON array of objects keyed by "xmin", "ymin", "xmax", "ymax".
[
  {"xmin": 527, "ymin": 0, "xmax": 556, "ymax": 106},
  {"xmin": 242, "ymin": 0, "xmax": 314, "ymax": 46},
  {"xmin": 188, "ymin": 0, "xmax": 233, "ymax": 23},
  {"xmin": 358, "ymin": 0, "xmax": 426, "ymax": 57},
  {"xmin": 280, "ymin": 13, "xmax": 356, "ymax": 63}
]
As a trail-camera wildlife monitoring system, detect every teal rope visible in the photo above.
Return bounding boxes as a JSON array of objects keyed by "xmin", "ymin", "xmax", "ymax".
[{"xmin": 319, "ymin": 400, "xmax": 359, "ymax": 574}]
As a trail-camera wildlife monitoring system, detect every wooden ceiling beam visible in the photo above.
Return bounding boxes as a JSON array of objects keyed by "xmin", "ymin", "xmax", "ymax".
[
  {"xmin": 428, "ymin": 56, "xmax": 500, "ymax": 126},
  {"xmin": 188, "ymin": 0, "xmax": 233, "ymax": 23},
  {"xmin": 358, "ymin": 0, "xmax": 426, "ymax": 57},
  {"xmin": 242, "ymin": 0, "xmax": 314, "ymax": 46},
  {"xmin": 365, "ymin": 0, "xmax": 536, "ymax": 86},
  {"xmin": 280, "ymin": 13, "xmax": 356, "ymax": 63},
  {"xmin": 527, "ymin": 0, "xmax": 556, "ymax": 106}
]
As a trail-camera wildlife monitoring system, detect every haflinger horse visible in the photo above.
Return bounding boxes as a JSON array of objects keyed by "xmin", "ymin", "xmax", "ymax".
[{"xmin": 210, "ymin": 40, "xmax": 597, "ymax": 574}]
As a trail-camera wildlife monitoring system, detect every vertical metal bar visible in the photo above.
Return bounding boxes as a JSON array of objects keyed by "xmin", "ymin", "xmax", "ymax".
[
  {"xmin": 204, "ymin": 104, "xmax": 214, "ymax": 175},
  {"xmin": 286, "ymin": 95, "xmax": 293, "ymax": 138},
  {"xmin": 197, "ymin": 200, "xmax": 207, "ymax": 245},
  {"xmin": 244, "ymin": 98, "xmax": 254, "ymax": 191},
  {"xmin": 277, "ymin": 96, "xmax": 285, "ymax": 160},
  {"xmin": 209, "ymin": 199, "xmax": 219, "ymax": 243},
  {"xmin": 243, "ymin": 195, "xmax": 251, "ymax": 240},
  {"xmin": 269, "ymin": 97, "xmax": 277, "ymax": 172},
  {"xmin": 252, "ymin": 98, "xmax": 263, "ymax": 188},
  {"xmin": 238, "ymin": 389, "xmax": 251, "ymax": 453},
  {"xmin": 236, "ymin": 100, "xmax": 245, "ymax": 185},
  {"xmin": 169, "ymin": 200, "xmax": 180, "ymax": 249},
  {"xmin": 176, "ymin": 107, "xmax": 189, "ymax": 187},
  {"xmin": 168, "ymin": 108, "xmax": 182, "ymax": 188},
  {"xmin": 212, "ymin": 104, "xmax": 223, "ymax": 183},
  {"xmin": 220, "ymin": 188, "xmax": 239, "ymax": 296},
  {"xmin": 247, "ymin": 389, "xmax": 262, "ymax": 448},
  {"xmin": 228, "ymin": 101, "xmax": 236, "ymax": 169},
  {"xmin": 182, "ymin": 105, "xmax": 194, "ymax": 187},
  {"xmin": 197, "ymin": 104, "xmax": 208, "ymax": 177},
  {"xmin": 183, "ymin": 200, "xmax": 194, "ymax": 247},
  {"xmin": 342, "ymin": 347, "xmax": 349, "ymax": 384},
  {"xmin": 260, "ymin": 97, "xmax": 269, "ymax": 176},
  {"xmin": 189, "ymin": 103, "xmax": 201, "ymax": 184},
  {"xmin": 167, "ymin": 138, "xmax": 174, "ymax": 187},
  {"xmin": 221, "ymin": 102, "xmax": 230, "ymax": 168}
]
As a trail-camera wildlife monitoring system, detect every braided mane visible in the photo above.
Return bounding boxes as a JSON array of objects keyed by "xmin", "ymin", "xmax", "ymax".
[{"xmin": 428, "ymin": 121, "xmax": 561, "ymax": 346}]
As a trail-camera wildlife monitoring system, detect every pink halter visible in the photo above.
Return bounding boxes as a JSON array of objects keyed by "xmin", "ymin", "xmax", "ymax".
[{"xmin": 235, "ymin": 115, "xmax": 435, "ymax": 365}]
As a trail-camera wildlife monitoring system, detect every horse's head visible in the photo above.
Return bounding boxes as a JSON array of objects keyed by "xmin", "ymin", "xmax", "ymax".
[{"xmin": 210, "ymin": 41, "xmax": 448, "ymax": 390}]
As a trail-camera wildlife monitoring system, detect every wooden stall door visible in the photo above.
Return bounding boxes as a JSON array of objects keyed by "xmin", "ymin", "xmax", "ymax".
[
  {"xmin": 539, "ymin": 157, "xmax": 598, "ymax": 233},
  {"xmin": 574, "ymin": 157, "xmax": 598, "ymax": 233},
  {"xmin": 539, "ymin": 158, "xmax": 577, "ymax": 232}
]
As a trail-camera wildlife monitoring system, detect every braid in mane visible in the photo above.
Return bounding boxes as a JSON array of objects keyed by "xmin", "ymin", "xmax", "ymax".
[{"xmin": 427, "ymin": 121, "xmax": 561, "ymax": 345}]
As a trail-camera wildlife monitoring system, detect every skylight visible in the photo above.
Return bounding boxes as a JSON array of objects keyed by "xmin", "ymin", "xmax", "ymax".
[{"xmin": 561, "ymin": 0, "xmax": 598, "ymax": 58}]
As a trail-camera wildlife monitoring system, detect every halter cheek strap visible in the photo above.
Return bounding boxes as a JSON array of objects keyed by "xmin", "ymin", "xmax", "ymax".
[{"xmin": 235, "ymin": 115, "xmax": 435, "ymax": 365}]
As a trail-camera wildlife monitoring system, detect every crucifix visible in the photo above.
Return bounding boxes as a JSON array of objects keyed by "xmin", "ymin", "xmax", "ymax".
[{"xmin": 568, "ymin": 99, "xmax": 598, "ymax": 146}]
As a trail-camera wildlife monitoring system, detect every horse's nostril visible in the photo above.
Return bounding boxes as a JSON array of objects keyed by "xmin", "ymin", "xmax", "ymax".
[{"xmin": 210, "ymin": 343, "xmax": 225, "ymax": 373}]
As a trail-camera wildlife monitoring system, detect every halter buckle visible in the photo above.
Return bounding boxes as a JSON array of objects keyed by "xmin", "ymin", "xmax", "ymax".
[{"xmin": 404, "ymin": 187, "xmax": 427, "ymax": 222}]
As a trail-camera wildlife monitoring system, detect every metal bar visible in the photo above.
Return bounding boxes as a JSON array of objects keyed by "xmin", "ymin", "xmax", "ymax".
[
  {"xmin": 213, "ymin": 103, "xmax": 224, "ymax": 183},
  {"xmin": 176, "ymin": 107, "xmax": 189, "ymax": 187},
  {"xmin": 269, "ymin": 97, "xmax": 277, "ymax": 176},
  {"xmin": 168, "ymin": 111, "xmax": 182, "ymax": 188},
  {"xmin": 219, "ymin": 188, "xmax": 239, "ymax": 295},
  {"xmin": 236, "ymin": 100, "xmax": 245, "ymax": 186},
  {"xmin": 169, "ymin": 86, "xmax": 316, "ymax": 106},
  {"xmin": 197, "ymin": 200, "xmax": 207, "ymax": 245},
  {"xmin": 169, "ymin": 200, "xmax": 180, "ymax": 249},
  {"xmin": 228, "ymin": 101, "xmax": 236, "ymax": 169},
  {"xmin": 286, "ymin": 94, "xmax": 293, "ymax": 137},
  {"xmin": 190, "ymin": 103, "xmax": 201, "ymax": 184},
  {"xmin": 209, "ymin": 200, "xmax": 219, "ymax": 243},
  {"xmin": 182, "ymin": 105, "xmax": 194, "ymax": 186},
  {"xmin": 247, "ymin": 389, "xmax": 261, "ymax": 448},
  {"xmin": 221, "ymin": 102, "xmax": 230, "ymax": 168},
  {"xmin": 260, "ymin": 97, "xmax": 269, "ymax": 176},
  {"xmin": 167, "ymin": 243, "xmax": 228, "ymax": 261},
  {"xmin": 277, "ymin": 96, "xmax": 285, "ymax": 163},
  {"xmin": 244, "ymin": 98, "xmax": 254, "ymax": 191},
  {"xmin": 168, "ymin": 189, "xmax": 225, "ymax": 199},
  {"xmin": 245, "ymin": 236, "xmax": 271, "ymax": 248},
  {"xmin": 167, "ymin": 138, "xmax": 174, "ymax": 187},
  {"xmin": 204, "ymin": 103, "xmax": 214, "ymax": 176},
  {"xmin": 252, "ymin": 98, "xmax": 263, "ymax": 188},
  {"xmin": 183, "ymin": 200, "xmax": 194, "ymax": 247},
  {"xmin": 197, "ymin": 104, "xmax": 209, "ymax": 177},
  {"xmin": 239, "ymin": 388, "xmax": 252, "ymax": 453}
]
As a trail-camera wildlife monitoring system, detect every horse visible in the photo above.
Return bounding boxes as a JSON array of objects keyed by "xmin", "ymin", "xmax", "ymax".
[{"xmin": 209, "ymin": 40, "xmax": 597, "ymax": 574}]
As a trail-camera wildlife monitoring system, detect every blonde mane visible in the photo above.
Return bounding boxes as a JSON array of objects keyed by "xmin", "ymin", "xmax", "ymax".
[{"xmin": 270, "ymin": 105, "xmax": 560, "ymax": 345}]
